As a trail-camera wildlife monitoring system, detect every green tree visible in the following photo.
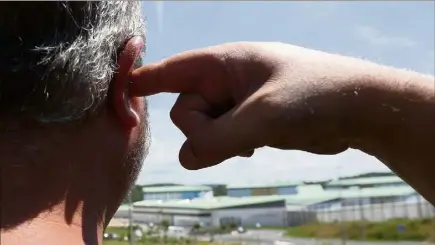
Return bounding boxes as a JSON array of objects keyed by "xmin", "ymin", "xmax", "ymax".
[
  {"xmin": 191, "ymin": 223, "xmax": 201, "ymax": 244},
  {"xmin": 211, "ymin": 185, "xmax": 228, "ymax": 196},
  {"xmin": 220, "ymin": 224, "xmax": 228, "ymax": 232},
  {"xmin": 160, "ymin": 219, "xmax": 170, "ymax": 243},
  {"xmin": 122, "ymin": 185, "xmax": 144, "ymax": 204},
  {"xmin": 192, "ymin": 223, "xmax": 201, "ymax": 232},
  {"xmin": 229, "ymin": 221, "xmax": 238, "ymax": 231}
]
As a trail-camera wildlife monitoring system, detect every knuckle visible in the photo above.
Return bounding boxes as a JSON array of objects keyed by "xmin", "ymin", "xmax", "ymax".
[
  {"xmin": 169, "ymin": 105, "xmax": 182, "ymax": 125},
  {"xmin": 170, "ymin": 93, "xmax": 191, "ymax": 124}
]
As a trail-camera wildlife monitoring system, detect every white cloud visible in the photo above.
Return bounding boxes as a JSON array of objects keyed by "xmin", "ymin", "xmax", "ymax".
[{"xmin": 354, "ymin": 25, "xmax": 416, "ymax": 48}]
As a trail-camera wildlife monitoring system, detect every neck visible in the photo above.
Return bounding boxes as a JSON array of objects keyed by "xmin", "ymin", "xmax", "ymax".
[
  {"xmin": 1, "ymin": 166, "xmax": 114, "ymax": 245},
  {"xmin": 0, "ymin": 115, "xmax": 139, "ymax": 244},
  {"xmin": 1, "ymin": 203, "xmax": 104, "ymax": 245},
  {"xmin": 0, "ymin": 136, "xmax": 126, "ymax": 245}
]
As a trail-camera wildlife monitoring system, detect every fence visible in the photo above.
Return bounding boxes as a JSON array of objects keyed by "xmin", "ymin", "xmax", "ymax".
[
  {"xmin": 287, "ymin": 198, "xmax": 435, "ymax": 226},
  {"xmin": 317, "ymin": 199, "xmax": 435, "ymax": 223},
  {"xmin": 284, "ymin": 199, "xmax": 435, "ymax": 244}
]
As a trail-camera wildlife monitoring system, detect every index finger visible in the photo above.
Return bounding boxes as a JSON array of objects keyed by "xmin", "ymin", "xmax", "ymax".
[{"xmin": 129, "ymin": 49, "xmax": 222, "ymax": 96}]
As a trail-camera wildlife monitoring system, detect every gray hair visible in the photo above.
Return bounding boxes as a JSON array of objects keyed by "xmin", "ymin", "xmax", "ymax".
[{"xmin": 0, "ymin": 1, "xmax": 146, "ymax": 123}]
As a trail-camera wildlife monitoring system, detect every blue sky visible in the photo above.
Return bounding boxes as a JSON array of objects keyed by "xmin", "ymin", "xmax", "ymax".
[{"xmin": 136, "ymin": 1, "xmax": 434, "ymax": 185}]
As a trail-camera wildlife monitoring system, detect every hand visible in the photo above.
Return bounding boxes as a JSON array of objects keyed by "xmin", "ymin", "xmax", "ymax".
[{"xmin": 131, "ymin": 42, "xmax": 375, "ymax": 170}]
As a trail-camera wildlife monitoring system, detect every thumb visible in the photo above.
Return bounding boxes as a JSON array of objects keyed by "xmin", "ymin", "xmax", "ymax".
[{"xmin": 178, "ymin": 99, "xmax": 267, "ymax": 170}]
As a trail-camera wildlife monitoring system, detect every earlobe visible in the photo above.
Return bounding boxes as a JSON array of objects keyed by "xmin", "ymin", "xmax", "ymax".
[{"xmin": 112, "ymin": 36, "xmax": 144, "ymax": 129}]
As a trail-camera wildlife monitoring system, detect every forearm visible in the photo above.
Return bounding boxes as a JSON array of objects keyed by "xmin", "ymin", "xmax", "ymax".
[{"xmin": 350, "ymin": 65, "xmax": 435, "ymax": 204}]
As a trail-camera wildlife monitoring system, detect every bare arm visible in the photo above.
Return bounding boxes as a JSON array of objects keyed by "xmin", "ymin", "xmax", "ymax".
[
  {"xmin": 131, "ymin": 42, "xmax": 435, "ymax": 204},
  {"xmin": 349, "ymin": 67, "xmax": 435, "ymax": 204}
]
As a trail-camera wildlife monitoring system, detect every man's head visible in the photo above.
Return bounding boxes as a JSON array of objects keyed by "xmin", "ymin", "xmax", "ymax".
[{"xmin": 1, "ymin": 1, "xmax": 148, "ymax": 243}]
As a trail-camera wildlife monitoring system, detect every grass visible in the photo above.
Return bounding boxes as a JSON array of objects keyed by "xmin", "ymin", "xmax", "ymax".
[
  {"xmin": 245, "ymin": 226, "xmax": 286, "ymax": 230},
  {"xmin": 103, "ymin": 227, "xmax": 240, "ymax": 245},
  {"xmin": 103, "ymin": 241, "xmax": 239, "ymax": 245},
  {"xmin": 105, "ymin": 227, "xmax": 129, "ymax": 236},
  {"xmin": 103, "ymin": 242, "xmax": 129, "ymax": 245},
  {"xmin": 286, "ymin": 218, "xmax": 435, "ymax": 242},
  {"xmin": 103, "ymin": 242, "xmax": 224, "ymax": 245}
]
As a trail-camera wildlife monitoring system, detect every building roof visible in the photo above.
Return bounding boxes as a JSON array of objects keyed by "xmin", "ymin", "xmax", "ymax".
[
  {"xmin": 132, "ymin": 184, "xmax": 418, "ymax": 213},
  {"xmin": 337, "ymin": 185, "xmax": 416, "ymax": 198},
  {"xmin": 274, "ymin": 185, "xmax": 417, "ymax": 206},
  {"xmin": 284, "ymin": 195, "xmax": 340, "ymax": 205},
  {"xmin": 133, "ymin": 196, "xmax": 286, "ymax": 210},
  {"xmin": 227, "ymin": 181, "xmax": 301, "ymax": 190},
  {"xmin": 142, "ymin": 185, "xmax": 212, "ymax": 193},
  {"xmin": 326, "ymin": 176, "xmax": 404, "ymax": 186},
  {"xmin": 282, "ymin": 185, "xmax": 340, "ymax": 205}
]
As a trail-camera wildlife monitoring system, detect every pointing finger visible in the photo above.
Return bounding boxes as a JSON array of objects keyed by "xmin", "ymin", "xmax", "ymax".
[{"xmin": 130, "ymin": 50, "xmax": 225, "ymax": 96}]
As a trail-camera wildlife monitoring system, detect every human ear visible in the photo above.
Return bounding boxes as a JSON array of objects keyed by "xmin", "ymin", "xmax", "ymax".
[{"xmin": 112, "ymin": 36, "xmax": 144, "ymax": 128}]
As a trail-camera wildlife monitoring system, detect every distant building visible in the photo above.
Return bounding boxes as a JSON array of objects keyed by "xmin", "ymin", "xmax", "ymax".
[
  {"xmin": 297, "ymin": 185, "xmax": 420, "ymax": 210},
  {"xmin": 324, "ymin": 176, "xmax": 407, "ymax": 190},
  {"xmin": 131, "ymin": 196, "xmax": 287, "ymax": 227},
  {"xmin": 226, "ymin": 181, "xmax": 300, "ymax": 197},
  {"xmin": 142, "ymin": 185, "xmax": 213, "ymax": 201},
  {"xmin": 112, "ymin": 180, "xmax": 430, "ymax": 227}
]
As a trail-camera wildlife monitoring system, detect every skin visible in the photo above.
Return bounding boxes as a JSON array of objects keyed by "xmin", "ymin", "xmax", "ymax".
[
  {"xmin": 2, "ymin": 40, "xmax": 433, "ymax": 245},
  {"xmin": 131, "ymin": 42, "xmax": 435, "ymax": 205},
  {"xmin": 1, "ymin": 37, "xmax": 149, "ymax": 245}
]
